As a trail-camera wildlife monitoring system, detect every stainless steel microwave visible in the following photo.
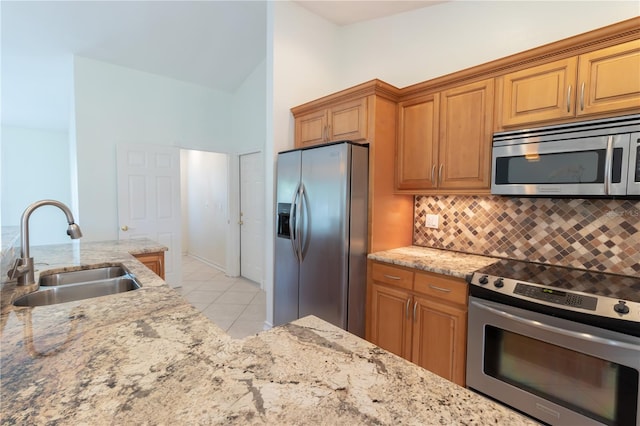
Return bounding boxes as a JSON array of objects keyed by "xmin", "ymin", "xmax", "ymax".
[{"xmin": 491, "ymin": 114, "xmax": 640, "ymax": 197}]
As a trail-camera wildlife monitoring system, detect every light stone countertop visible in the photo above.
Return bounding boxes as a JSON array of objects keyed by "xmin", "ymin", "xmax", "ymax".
[
  {"xmin": 368, "ymin": 245, "xmax": 500, "ymax": 278},
  {"xmin": 1, "ymin": 240, "xmax": 538, "ymax": 425}
]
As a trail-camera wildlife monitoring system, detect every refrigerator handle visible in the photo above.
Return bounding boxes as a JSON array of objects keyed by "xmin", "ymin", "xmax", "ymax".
[
  {"xmin": 289, "ymin": 183, "xmax": 301, "ymax": 262},
  {"xmin": 296, "ymin": 183, "xmax": 305, "ymax": 263}
]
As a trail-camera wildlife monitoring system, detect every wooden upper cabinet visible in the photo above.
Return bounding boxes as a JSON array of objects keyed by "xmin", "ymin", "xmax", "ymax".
[
  {"xmin": 501, "ymin": 57, "xmax": 578, "ymax": 127},
  {"xmin": 294, "ymin": 97, "xmax": 368, "ymax": 148},
  {"xmin": 396, "ymin": 79, "xmax": 494, "ymax": 194},
  {"xmin": 577, "ymin": 39, "xmax": 640, "ymax": 117},
  {"xmin": 396, "ymin": 94, "xmax": 439, "ymax": 190},
  {"xmin": 439, "ymin": 79, "xmax": 494, "ymax": 190},
  {"xmin": 295, "ymin": 109, "xmax": 329, "ymax": 148},
  {"xmin": 328, "ymin": 98, "xmax": 368, "ymax": 142},
  {"xmin": 502, "ymin": 39, "xmax": 640, "ymax": 128}
]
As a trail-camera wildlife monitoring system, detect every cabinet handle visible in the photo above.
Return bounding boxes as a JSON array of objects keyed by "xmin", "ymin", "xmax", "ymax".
[
  {"xmin": 383, "ymin": 274, "xmax": 402, "ymax": 281},
  {"xmin": 327, "ymin": 124, "xmax": 331, "ymax": 140},
  {"xmin": 429, "ymin": 284, "xmax": 452, "ymax": 293},
  {"xmin": 323, "ymin": 125, "xmax": 328, "ymax": 141},
  {"xmin": 438, "ymin": 164, "xmax": 444, "ymax": 186},
  {"xmin": 413, "ymin": 301, "xmax": 418, "ymax": 322},
  {"xmin": 405, "ymin": 298, "xmax": 411, "ymax": 320},
  {"xmin": 580, "ymin": 82, "xmax": 585, "ymax": 111},
  {"xmin": 566, "ymin": 85, "xmax": 572, "ymax": 113},
  {"xmin": 431, "ymin": 164, "xmax": 436, "ymax": 184}
]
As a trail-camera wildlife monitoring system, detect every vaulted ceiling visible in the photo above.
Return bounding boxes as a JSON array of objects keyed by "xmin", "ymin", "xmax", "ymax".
[{"xmin": 1, "ymin": 1, "xmax": 442, "ymax": 129}]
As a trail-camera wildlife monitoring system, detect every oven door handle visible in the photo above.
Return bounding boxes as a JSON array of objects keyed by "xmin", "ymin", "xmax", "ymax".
[{"xmin": 470, "ymin": 300, "xmax": 640, "ymax": 350}]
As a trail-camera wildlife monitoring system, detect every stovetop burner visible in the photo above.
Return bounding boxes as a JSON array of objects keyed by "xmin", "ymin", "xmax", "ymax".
[{"xmin": 475, "ymin": 259, "xmax": 640, "ymax": 303}]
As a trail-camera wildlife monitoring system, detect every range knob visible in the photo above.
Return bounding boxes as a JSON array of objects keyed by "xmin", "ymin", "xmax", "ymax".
[
  {"xmin": 613, "ymin": 301, "xmax": 630, "ymax": 315},
  {"xmin": 478, "ymin": 275, "xmax": 489, "ymax": 285},
  {"xmin": 494, "ymin": 278, "xmax": 505, "ymax": 288}
]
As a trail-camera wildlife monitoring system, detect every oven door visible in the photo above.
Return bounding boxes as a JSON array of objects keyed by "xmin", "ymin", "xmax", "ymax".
[{"xmin": 467, "ymin": 296, "xmax": 640, "ymax": 426}]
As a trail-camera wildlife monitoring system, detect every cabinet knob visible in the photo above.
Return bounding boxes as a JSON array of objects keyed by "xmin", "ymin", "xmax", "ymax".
[{"xmin": 121, "ymin": 225, "xmax": 129, "ymax": 231}]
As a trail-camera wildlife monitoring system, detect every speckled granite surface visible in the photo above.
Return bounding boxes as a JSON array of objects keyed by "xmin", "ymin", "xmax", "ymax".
[
  {"xmin": 368, "ymin": 246, "xmax": 499, "ymax": 278},
  {"xmin": 1, "ymin": 241, "xmax": 538, "ymax": 425}
]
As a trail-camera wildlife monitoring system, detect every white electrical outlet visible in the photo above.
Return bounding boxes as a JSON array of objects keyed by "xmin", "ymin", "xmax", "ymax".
[{"xmin": 425, "ymin": 214, "xmax": 439, "ymax": 229}]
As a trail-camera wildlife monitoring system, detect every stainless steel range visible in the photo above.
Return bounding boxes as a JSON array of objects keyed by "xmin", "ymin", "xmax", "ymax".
[{"xmin": 466, "ymin": 260, "xmax": 640, "ymax": 426}]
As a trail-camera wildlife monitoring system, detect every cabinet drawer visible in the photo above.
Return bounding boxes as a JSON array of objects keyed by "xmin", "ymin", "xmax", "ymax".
[
  {"xmin": 414, "ymin": 271, "xmax": 467, "ymax": 306},
  {"xmin": 371, "ymin": 262, "xmax": 413, "ymax": 290}
]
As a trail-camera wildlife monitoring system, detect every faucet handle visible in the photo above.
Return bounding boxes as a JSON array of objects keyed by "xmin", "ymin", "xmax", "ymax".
[
  {"xmin": 8, "ymin": 258, "xmax": 25, "ymax": 280},
  {"xmin": 7, "ymin": 257, "xmax": 35, "ymax": 285}
]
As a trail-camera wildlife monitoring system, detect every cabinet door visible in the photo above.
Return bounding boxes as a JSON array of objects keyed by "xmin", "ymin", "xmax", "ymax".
[
  {"xmin": 328, "ymin": 98, "xmax": 368, "ymax": 142},
  {"xmin": 501, "ymin": 57, "xmax": 578, "ymax": 127},
  {"xmin": 411, "ymin": 296, "xmax": 467, "ymax": 386},
  {"xmin": 295, "ymin": 109, "xmax": 328, "ymax": 148},
  {"xmin": 134, "ymin": 251, "xmax": 165, "ymax": 279},
  {"xmin": 396, "ymin": 94, "xmax": 439, "ymax": 190},
  {"xmin": 370, "ymin": 283, "xmax": 412, "ymax": 359},
  {"xmin": 577, "ymin": 39, "xmax": 640, "ymax": 117},
  {"xmin": 439, "ymin": 79, "xmax": 494, "ymax": 190}
]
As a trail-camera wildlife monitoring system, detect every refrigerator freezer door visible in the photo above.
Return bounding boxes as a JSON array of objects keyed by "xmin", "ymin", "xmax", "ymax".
[
  {"xmin": 274, "ymin": 150, "xmax": 301, "ymax": 327},
  {"xmin": 298, "ymin": 144, "xmax": 351, "ymax": 329}
]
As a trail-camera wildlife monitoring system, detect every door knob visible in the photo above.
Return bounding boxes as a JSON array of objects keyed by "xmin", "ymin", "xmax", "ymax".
[{"xmin": 121, "ymin": 225, "xmax": 129, "ymax": 231}]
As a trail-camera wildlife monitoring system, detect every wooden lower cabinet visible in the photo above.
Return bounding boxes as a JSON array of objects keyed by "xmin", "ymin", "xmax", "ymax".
[
  {"xmin": 133, "ymin": 251, "xmax": 165, "ymax": 279},
  {"xmin": 370, "ymin": 283, "xmax": 413, "ymax": 359},
  {"xmin": 367, "ymin": 261, "xmax": 468, "ymax": 386},
  {"xmin": 412, "ymin": 296, "xmax": 467, "ymax": 386}
]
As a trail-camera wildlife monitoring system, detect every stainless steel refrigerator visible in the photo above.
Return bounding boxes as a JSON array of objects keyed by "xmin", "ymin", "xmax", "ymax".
[{"xmin": 274, "ymin": 141, "xmax": 368, "ymax": 337}]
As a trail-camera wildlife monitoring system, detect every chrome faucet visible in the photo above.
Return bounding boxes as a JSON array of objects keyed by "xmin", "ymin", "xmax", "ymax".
[{"xmin": 8, "ymin": 200, "xmax": 83, "ymax": 285}]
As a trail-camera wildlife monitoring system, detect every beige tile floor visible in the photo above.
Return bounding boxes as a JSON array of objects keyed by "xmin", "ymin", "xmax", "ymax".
[{"xmin": 177, "ymin": 255, "xmax": 267, "ymax": 339}]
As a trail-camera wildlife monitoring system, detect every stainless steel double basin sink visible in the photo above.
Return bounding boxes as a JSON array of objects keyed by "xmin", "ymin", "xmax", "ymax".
[{"xmin": 13, "ymin": 265, "xmax": 141, "ymax": 307}]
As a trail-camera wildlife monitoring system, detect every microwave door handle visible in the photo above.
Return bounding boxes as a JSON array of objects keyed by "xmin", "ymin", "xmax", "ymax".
[
  {"xmin": 604, "ymin": 135, "xmax": 614, "ymax": 195},
  {"xmin": 470, "ymin": 300, "xmax": 640, "ymax": 350}
]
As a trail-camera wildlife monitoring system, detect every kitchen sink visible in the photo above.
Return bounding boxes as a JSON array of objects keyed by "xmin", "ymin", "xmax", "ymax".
[
  {"xmin": 13, "ymin": 276, "xmax": 141, "ymax": 307},
  {"xmin": 39, "ymin": 265, "xmax": 128, "ymax": 286}
]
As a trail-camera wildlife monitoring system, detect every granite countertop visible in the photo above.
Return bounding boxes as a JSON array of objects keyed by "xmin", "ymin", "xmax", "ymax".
[
  {"xmin": 368, "ymin": 245, "xmax": 499, "ymax": 278},
  {"xmin": 1, "ymin": 240, "xmax": 538, "ymax": 425}
]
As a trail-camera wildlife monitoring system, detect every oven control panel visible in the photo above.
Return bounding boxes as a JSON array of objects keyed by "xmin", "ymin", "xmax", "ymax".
[
  {"xmin": 469, "ymin": 272, "xmax": 640, "ymax": 325},
  {"xmin": 513, "ymin": 283, "xmax": 597, "ymax": 310}
]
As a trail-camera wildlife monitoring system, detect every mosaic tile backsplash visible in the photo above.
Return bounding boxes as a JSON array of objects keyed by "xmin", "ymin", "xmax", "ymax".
[{"xmin": 414, "ymin": 196, "xmax": 640, "ymax": 277}]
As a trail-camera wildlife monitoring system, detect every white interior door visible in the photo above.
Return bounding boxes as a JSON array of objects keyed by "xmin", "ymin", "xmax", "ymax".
[
  {"xmin": 240, "ymin": 152, "xmax": 264, "ymax": 284},
  {"xmin": 117, "ymin": 144, "xmax": 182, "ymax": 287}
]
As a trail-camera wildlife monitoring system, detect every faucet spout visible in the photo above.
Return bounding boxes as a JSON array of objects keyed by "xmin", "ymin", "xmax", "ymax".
[{"xmin": 9, "ymin": 200, "xmax": 83, "ymax": 285}]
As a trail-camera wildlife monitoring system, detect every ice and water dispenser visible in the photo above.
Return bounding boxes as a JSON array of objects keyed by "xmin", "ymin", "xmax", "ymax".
[{"xmin": 276, "ymin": 203, "xmax": 291, "ymax": 239}]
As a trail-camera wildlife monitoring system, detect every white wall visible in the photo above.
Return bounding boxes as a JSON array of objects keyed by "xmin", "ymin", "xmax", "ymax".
[
  {"xmin": 231, "ymin": 58, "xmax": 268, "ymax": 154},
  {"xmin": 73, "ymin": 56, "xmax": 234, "ymax": 242},
  {"xmin": 336, "ymin": 1, "xmax": 639, "ymax": 89},
  {"xmin": 1, "ymin": 126, "xmax": 73, "ymax": 246},
  {"xmin": 182, "ymin": 150, "xmax": 228, "ymax": 269}
]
